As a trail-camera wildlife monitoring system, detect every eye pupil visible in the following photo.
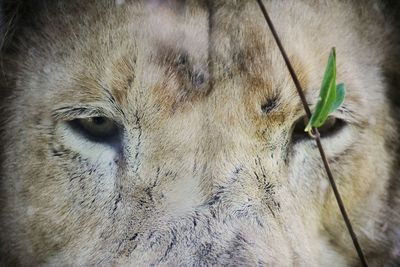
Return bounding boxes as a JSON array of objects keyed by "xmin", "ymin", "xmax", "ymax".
[
  {"xmin": 68, "ymin": 117, "xmax": 120, "ymax": 142},
  {"xmin": 318, "ymin": 117, "xmax": 336, "ymax": 132},
  {"xmin": 91, "ymin": 117, "xmax": 106, "ymax": 125}
]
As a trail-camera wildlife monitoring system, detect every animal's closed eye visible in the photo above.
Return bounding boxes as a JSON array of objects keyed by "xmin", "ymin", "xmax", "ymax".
[
  {"xmin": 67, "ymin": 117, "xmax": 121, "ymax": 143},
  {"xmin": 292, "ymin": 116, "xmax": 346, "ymax": 143}
]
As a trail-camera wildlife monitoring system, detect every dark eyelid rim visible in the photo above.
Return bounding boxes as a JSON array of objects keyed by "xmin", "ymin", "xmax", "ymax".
[
  {"xmin": 52, "ymin": 106, "xmax": 121, "ymax": 124},
  {"xmin": 292, "ymin": 104, "xmax": 365, "ymax": 129},
  {"xmin": 292, "ymin": 116, "xmax": 347, "ymax": 144},
  {"xmin": 67, "ymin": 118, "xmax": 121, "ymax": 143},
  {"xmin": 54, "ymin": 107, "xmax": 124, "ymax": 145}
]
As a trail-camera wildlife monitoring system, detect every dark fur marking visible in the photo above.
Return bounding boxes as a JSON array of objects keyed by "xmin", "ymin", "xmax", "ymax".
[
  {"xmin": 192, "ymin": 217, "xmax": 198, "ymax": 227},
  {"xmin": 126, "ymin": 241, "xmax": 138, "ymax": 256},
  {"xmin": 266, "ymin": 203, "xmax": 276, "ymax": 218},
  {"xmin": 206, "ymin": 218, "xmax": 213, "ymax": 236},
  {"xmin": 254, "ymin": 171, "xmax": 262, "ymax": 183},
  {"xmin": 144, "ymin": 187, "xmax": 153, "ymax": 202},
  {"xmin": 155, "ymin": 41, "xmax": 210, "ymax": 105},
  {"xmin": 207, "ymin": 186, "xmax": 226, "ymax": 206},
  {"xmin": 69, "ymin": 173, "xmax": 80, "ymax": 182},
  {"xmin": 164, "ymin": 170, "xmax": 178, "ymax": 181},
  {"xmin": 51, "ymin": 147, "xmax": 64, "ymax": 157},
  {"xmin": 198, "ymin": 242, "xmax": 213, "ymax": 258},
  {"xmin": 252, "ymin": 156, "xmax": 282, "ymax": 215},
  {"xmin": 192, "ymin": 71, "xmax": 206, "ymax": 87},
  {"xmin": 147, "ymin": 230, "xmax": 156, "ymax": 241},
  {"xmin": 207, "ymin": 194, "xmax": 221, "ymax": 206},
  {"xmin": 235, "ymin": 233, "xmax": 250, "ymax": 245},
  {"xmin": 233, "ymin": 166, "xmax": 243, "ymax": 175},
  {"xmin": 258, "ymin": 259, "xmax": 267, "ymax": 266},
  {"xmin": 129, "ymin": 233, "xmax": 138, "ymax": 241},
  {"xmin": 116, "ymin": 239, "xmax": 124, "ymax": 253},
  {"xmin": 112, "ymin": 193, "xmax": 122, "ymax": 214},
  {"xmin": 155, "ymin": 166, "xmax": 161, "ymax": 179},
  {"xmin": 159, "ymin": 229, "xmax": 178, "ymax": 263},
  {"xmin": 261, "ymin": 96, "xmax": 278, "ymax": 113},
  {"xmin": 177, "ymin": 52, "xmax": 189, "ymax": 66},
  {"xmin": 255, "ymin": 216, "xmax": 264, "ymax": 228},
  {"xmin": 264, "ymin": 182, "xmax": 274, "ymax": 194},
  {"xmin": 103, "ymin": 87, "xmax": 127, "ymax": 119},
  {"xmin": 192, "ymin": 159, "xmax": 197, "ymax": 173},
  {"xmin": 132, "ymin": 111, "xmax": 143, "ymax": 173},
  {"xmin": 329, "ymin": 142, "xmax": 357, "ymax": 163},
  {"xmin": 210, "ymin": 207, "xmax": 217, "ymax": 219}
]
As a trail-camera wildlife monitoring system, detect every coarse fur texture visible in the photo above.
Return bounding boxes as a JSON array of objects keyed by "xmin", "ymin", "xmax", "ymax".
[{"xmin": 0, "ymin": 0, "xmax": 399, "ymax": 266}]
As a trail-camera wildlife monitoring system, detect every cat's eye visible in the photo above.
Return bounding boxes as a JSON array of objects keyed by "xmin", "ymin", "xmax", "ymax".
[
  {"xmin": 292, "ymin": 116, "xmax": 346, "ymax": 143},
  {"xmin": 68, "ymin": 117, "xmax": 120, "ymax": 142}
]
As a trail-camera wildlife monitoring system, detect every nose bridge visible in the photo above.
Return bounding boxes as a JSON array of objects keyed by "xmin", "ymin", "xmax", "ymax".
[
  {"xmin": 118, "ymin": 97, "xmax": 320, "ymax": 266},
  {"xmin": 209, "ymin": 149, "xmax": 285, "ymax": 214}
]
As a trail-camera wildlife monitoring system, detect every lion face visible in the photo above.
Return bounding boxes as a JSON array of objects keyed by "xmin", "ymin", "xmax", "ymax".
[{"xmin": 1, "ymin": 1, "xmax": 398, "ymax": 266}]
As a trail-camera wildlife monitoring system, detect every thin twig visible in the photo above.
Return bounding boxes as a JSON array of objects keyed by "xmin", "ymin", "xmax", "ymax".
[{"xmin": 255, "ymin": 0, "xmax": 368, "ymax": 266}]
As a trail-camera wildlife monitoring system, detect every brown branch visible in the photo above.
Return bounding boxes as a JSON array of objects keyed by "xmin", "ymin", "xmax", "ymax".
[{"xmin": 255, "ymin": 1, "xmax": 369, "ymax": 266}]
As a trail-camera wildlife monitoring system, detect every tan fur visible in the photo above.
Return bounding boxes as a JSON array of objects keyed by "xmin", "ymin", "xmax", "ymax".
[{"xmin": 0, "ymin": 0, "xmax": 399, "ymax": 266}]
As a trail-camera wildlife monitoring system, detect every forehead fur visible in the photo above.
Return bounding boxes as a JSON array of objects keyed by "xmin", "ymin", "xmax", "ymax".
[
  {"xmin": 208, "ymin": 1, "xmax": 390, "ymax": 134},
  {"xmin": 8, "ymin": 0, "xmax": 389, "ymax": 129},
  {"xmin": 9, "ymin": 0, "xmax": 210, "ymax": 119}
]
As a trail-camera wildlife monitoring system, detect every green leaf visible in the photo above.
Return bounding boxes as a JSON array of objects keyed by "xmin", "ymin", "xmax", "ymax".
[
  {"xmin": 305, "ymin": 47, "xmax": 338, "ymax": 133},
  {"xmin": 330, "ymin": 83, "xmax": 345, "ymax": 113}
]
